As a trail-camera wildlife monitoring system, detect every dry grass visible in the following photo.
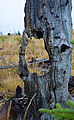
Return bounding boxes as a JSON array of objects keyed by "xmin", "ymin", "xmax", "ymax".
[
  {"xmin": 71, "ymin": 30, "xmax": 74, "ymax": 75},
  {"xmin": 25, "ymin": 37, "xmax": 49, "ymax": 75},
  {"xmin": 0, "ymin": 35, "xmax": 49, "ymax": 98},
  {"xmin": 72, "ymin": 30, "xmax": 74, "ymax": 40},
  {"xmin": 0, "ymin": 35, "xmax": 20, "ymax": 66},
  {"xmin": 0, "ymin": 33, "xmax": 74, "ymax": 98},
  {"xmin": 0, "ymin": 68, "xmax": 24, "ymax": 98},
  {"xmin": 0, "ymin": 35, "xmax": 23, "ymax": 98},
  {"xmin": 25, "ymin": 37, "xmax": 48, "ymax": 60},
  {"xmin": 71, "ymin": 47, "xmax": 74, "ymax": 76}
]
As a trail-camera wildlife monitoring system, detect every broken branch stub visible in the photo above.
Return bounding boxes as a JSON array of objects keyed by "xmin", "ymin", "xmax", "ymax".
[{"xmin": 10, "ymin": 0, "xmax": 73, "ymax": 120}]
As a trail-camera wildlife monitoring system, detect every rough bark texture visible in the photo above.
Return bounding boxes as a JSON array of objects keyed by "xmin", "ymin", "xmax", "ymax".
[{"xmin": 10, "ymin": 0, "xmax": 73, "ymax": 120}]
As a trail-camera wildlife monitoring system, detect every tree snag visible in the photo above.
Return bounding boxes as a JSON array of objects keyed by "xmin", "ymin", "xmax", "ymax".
[{"xmin": 10, "ymin": 0, "xmax": 73, "ymax": 120}]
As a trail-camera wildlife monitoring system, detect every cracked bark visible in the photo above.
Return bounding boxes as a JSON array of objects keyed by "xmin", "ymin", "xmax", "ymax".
[{"xmin": 10, "ymin": 0, "xmax": 73, "ymax": 120}]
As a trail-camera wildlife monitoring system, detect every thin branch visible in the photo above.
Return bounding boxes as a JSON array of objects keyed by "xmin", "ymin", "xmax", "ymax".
[{"xmin": 23, "ymin": 93, "xmax": 36, "ymax": 120}]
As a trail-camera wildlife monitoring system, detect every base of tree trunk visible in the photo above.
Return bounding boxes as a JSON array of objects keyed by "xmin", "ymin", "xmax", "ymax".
[{"xmin": 9, "ymin": 76, "xmax": 74, "ymax": 120}]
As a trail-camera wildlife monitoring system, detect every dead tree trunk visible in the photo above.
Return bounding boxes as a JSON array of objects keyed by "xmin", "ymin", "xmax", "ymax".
[{"xmin": 10, "ymin": 0, "xmax": 73, "ymax": 120}]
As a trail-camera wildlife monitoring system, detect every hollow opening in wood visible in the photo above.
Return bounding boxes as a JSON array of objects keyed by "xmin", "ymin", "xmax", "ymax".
[
  {"xmin": 25, "ymin": 36, "xmax": 50, "ymax": 76},
  {"xmin": 61, "ymin": 44, "xmax": 70, "ymax": 53},
  {"xmin": 36, "ymin": 31, "xmax": 43, "ymax": 39}
]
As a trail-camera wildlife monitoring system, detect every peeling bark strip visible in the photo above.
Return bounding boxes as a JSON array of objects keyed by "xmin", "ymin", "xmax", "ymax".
[{"xmin": 10, "ymin": 0, "xmax": 73, "ymax": 120}]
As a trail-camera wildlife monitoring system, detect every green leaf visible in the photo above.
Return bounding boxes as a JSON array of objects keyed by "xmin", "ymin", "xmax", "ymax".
[
  {"xmin": 39, "ymin": 108, "xmax": 52, "ymax": 114},
  {"xmin": 70, "ymin": 40, "xmax": 74, "ymax": 44},
  {"xmin": 56, "ymin": 103, "xmax": 62, "ymax": 110},
  {"xmin": 66, "ymin": 100, "xmax": 74, "ymax": 108}
]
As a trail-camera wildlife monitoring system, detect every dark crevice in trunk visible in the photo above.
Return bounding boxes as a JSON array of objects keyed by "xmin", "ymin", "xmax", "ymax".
[{"xmin": 61, "ymin": 44, "xmax": 70, "ymax": 53}]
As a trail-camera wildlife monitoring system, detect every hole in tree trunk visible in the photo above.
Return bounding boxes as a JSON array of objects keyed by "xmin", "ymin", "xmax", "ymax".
[
  {"xmin": 61, "ymin": 44, "xmax": 70, "ymax": 53},
  {"xmin": 25, "ymin": 36, "xmax": 50, "ymax": 76},
  {"xmin": 63, "ymin": 71, "xmax": 66, "ymax": 74},
  {"xmin": 36, "ymin": 31, "xmax": 43, "ymax": 39}
]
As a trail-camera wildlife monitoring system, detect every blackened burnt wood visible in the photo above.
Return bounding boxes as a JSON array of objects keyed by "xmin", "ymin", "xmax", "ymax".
[{"xmin": 10, "ymin": 0, "xmax": 73, "ymax": 120}]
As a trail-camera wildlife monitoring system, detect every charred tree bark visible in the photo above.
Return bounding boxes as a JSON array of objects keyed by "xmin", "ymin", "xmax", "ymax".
[{"xmin": 10, "ymin": 0, "xmax": 73, "ymax": 120}]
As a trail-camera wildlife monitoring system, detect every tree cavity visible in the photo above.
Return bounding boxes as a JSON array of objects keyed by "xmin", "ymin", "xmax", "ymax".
[{"xmin": 25, "ymin": 36, "xmax": 50, "ymax": 76}]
